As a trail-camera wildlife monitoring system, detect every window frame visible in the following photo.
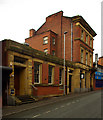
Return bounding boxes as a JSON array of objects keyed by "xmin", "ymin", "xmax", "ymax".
[
  {"xmin": 52, "ymin": 37, "xmax": 55, "ymax": 45},
  {"xmin": 90, "ymin": 37, "xmax": 92, "ymax": 48},
  {"xmin": 43, "ymin": 36, "xmax": 48, "ymax": 44},
  {"xmin": 86, "ymin": 52, "xmax": 88, "ymax": 65},
  {"xmin": 86, "ymin": 34, "xmax": 88, "ymax": 44},
  {"xmin": 90, "ymin": 55, "xmax": 92, "ymax": 67},
  {"xmin": 48, "ymin": 65, "xmax": 53, "ymax": 84},
  {"xmin": 81, "ymin": 49, "xmax": 84, "ymax": 63},
  {"xmin": 81, "ymin": 30, "xmax": 84, "ymax": 41},
  {"xmin": 52, "ymin": 50, "xmax": 55, "ymax": 56},
  {"xmin": 44, "ymin": 48, "xmax": 48, "ymax": 54},
  {"xmin": 34, "ymin": 62, "xmax": 41, "ymax": 84},
  {"xmin": 59, "ymin": 68, "xmax": 63, "ymax": 85}
]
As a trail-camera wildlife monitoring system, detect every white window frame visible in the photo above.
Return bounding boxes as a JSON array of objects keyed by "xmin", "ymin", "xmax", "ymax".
[
  {"xmin": 48, "ymin": 65, "xmax": 53, "ymax": 84},
  {"xmin": 44, "ymin": 48, "xmax": 48, "ymax": 54},
  {"xmin": 43, "ymin": 36, "xmax": 48, "ymax": 44},
  {"xmin": 34, "ymin": 62, "xmax": 41, "ymax": 84}
]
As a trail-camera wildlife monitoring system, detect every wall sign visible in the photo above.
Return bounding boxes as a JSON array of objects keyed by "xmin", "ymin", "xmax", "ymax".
[
  {"xmin": 80, "ymin": 73, "xmax": 84, "ymax": 79},
  {"xmin": 10, "ymin": 89, "xmax": 15, "ymax": 95}
]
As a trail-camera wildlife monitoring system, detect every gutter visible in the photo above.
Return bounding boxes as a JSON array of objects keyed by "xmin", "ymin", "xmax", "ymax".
[{"xmin": 71, "ymin": 22, "xmax": 73, "ymax": 61}]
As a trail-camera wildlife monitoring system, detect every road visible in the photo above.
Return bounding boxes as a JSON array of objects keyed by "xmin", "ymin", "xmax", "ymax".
[{"xmin": 3, "ymin": 90, "xmax": 102, "ymax": 118}]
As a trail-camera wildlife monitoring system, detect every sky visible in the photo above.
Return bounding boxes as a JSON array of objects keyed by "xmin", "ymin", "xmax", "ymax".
[{"xmin": 0, "ymin": 0, "xmax": 102, "ymax": 60}]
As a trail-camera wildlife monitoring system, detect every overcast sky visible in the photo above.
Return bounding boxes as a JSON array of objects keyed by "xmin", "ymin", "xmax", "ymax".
[{"xmin": 0, "ymin": 0, "xmax": 102, "ymax": 60}]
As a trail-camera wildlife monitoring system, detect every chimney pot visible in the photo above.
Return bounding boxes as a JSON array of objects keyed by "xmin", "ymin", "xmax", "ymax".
[{"xmin": 29, "ymin": 29, "xmax": 36, "ymax": 37}]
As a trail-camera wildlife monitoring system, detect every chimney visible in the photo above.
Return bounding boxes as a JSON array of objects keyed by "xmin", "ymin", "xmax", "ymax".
[
  {"xmin": 29, "ymin": 29, "xmax": 36, "ymax": 37},
  {"xmin": 95, "ymin": 53, "xmax": 98, "ymax": 68}
]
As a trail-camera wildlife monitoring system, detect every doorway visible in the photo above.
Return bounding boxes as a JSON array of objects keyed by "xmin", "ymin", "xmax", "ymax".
[
  {"xmin": 69, "ymin": 75, "xmax": 72, "ymax": 92},
  {"xmin": 14, "ymin": 66, "xmax": 26, "ymax": 96},
  {"xmin": 14, "ymin": 67, "xmax": 20, "ymax": 95}
]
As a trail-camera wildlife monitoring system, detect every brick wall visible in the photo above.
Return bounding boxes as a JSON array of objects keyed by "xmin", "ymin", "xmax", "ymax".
[
  {"xmin": 33, "ymin": 86, "xmax": 63, "ymax": 96},
  {"xmin": 32, "ymin": 62, "xmax": 64, "ymax": 96},
  {"xmin": 98, "ymin": 57, "xmax": 103, "ymax": 66},
  {"xmin": 25, "ymin": 11, "xmax": 95, "ymax": 66},
  {"xmin": 25, "ymin": 31, "xmax": 51, "ymax": 53}
]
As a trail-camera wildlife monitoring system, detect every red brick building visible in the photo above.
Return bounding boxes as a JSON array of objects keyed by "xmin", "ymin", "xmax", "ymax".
[
  {"xmin": 1, "ymin": 40, "xmax": 76, "ymax": 105},
  {"xmin": 1, "ymin": 11, "xmax": 97, "ymax": 105},
  {"xmin": 25, "ymin": 11, "xmax": 96, "ymax": 67}
]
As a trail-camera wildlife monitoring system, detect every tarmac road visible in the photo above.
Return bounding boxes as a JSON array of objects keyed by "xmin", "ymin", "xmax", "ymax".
[{"xmin": 3, "ymin": 90, "xmax": 102, "ymax": 118}]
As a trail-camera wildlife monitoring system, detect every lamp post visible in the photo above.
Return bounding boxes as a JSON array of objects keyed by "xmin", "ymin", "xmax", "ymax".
[{"xmin": 64, "ymin": 31, "xmax": 68, "ymax": 95}]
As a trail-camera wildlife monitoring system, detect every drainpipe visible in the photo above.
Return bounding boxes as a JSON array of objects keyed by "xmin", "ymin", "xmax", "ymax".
[
  {"xmin": 71, "ymin": 22, "xmax": 73, "ymax": 61},
  {"xmin": 64, "ymin": 31, "xmax": 68, "ymax": 95}
]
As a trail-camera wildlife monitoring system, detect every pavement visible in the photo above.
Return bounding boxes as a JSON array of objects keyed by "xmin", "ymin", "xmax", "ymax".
[{"xmin": 2, "ymin": 90, "xmax": 97, "ymax": 118}]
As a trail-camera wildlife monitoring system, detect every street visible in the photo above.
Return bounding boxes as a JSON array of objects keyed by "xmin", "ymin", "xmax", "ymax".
[{"xmin": 3, "ymin": 90, "xmax": 102, "ymax": 118}]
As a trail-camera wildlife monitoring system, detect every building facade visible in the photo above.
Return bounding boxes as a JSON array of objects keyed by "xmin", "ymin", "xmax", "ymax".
[
  {"xmin": 25, "ymin": 11, "xmax": 96, "ymax": 67},
  {"xmin": 94, "ymin": 56, "xmax": 103, "ymax": 90},
  {"xmin": 2, "ymin": 39, "xmax": 94, "ymax": 105},
  {"xmin": 25, "ymin": 11, "xmax": 97, "ymax": 93}
]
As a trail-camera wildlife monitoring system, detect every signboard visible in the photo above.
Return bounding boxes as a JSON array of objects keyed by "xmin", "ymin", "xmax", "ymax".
[
  {"xmin": 95, "ymin": 72, "xmax": 103, "ymax": 80},
  {"xmin": 95, "ymin": 72, "xmax": 103, "ymax": 76}
]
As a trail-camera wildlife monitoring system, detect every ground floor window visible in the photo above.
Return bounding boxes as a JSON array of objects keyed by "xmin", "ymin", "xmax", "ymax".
[
  {"xmin": 34, "ymin": 62, "xmax": 40, "ymax": 83},
  {"xmin": 59, "ymin": 68, "xmax": 63, "ymax": 85},
  {"xmin": 85, "ymin": 72, "xmax": 87, "ymax": 88},
  {"xmin": 48, "ymin": 65, "xmax": 53, "ymax": 84}
]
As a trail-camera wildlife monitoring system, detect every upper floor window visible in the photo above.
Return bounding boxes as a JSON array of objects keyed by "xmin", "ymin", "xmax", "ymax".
[
  {"xmin": 90, "ymin": 37, "xmax": 92, "ymax": 47},
  {"xmin": 52, "ymin": 37, "xmax": 55, "ymax": 45},
  {"xmin": 34, "ymin": 62, "xmax": 40, "ymax": 83},
  {"xmin": 44, "ymin": 48, "xmax": 48, "ymax": 54},
  {"xmin": 81, "ymin": 30, "xmax": 84, "ymax": 41},
  {"xmin": 86, "ymin": 52, "xmax": 88, "ymax": 65},
  {"xmin": 52, "ymin": 50, "xmax": 55, "ymax": 56},
  {"xmin": 86, "ymin": 34, "xmax": 88, "ymax": 44},
  {"xmin": 90, "ymin": 55, "xmax": 92, "ymax": 67},
  {"xmin": 81, "ymin": 49, "xmax": 84, "ymax": 63},
  {"xmin": 43, "ymin": 36, "xmax": 48, "ymax": 44},
  {"xmin": 48, "ymin": 65, "xmax": 53, "ymax": 84}
]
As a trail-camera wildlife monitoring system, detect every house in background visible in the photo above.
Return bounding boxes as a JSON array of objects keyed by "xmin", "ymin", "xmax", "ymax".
[{"xmin": 94, "ymin": 55, "xmax": 103, "ymax": 90}]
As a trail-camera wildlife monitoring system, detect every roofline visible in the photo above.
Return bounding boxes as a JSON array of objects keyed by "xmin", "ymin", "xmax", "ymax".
[
  {"xmin": 25, "ymin": 30, "xmax": 58, "ymax": 40},
  {"xmin": 47, "ymin": 10, "xmax": 63, "ymax": 18},
  {"xmin": 71, "ymin": 15, "xmax": 97, "ymax": 37},
  {"xmin": 63, "ymin": 15, "xmax": 97, "ymax": 37},
  {"xmin": 99, "ymin": 56, "xmax": 103, "ymax": 59},
  {"xmin": 36, "ymin": 22, "xmax": 46, "ymax": 33},
  {"xmin": 2, "ymin": 39, "xmax": 75, "ymax": 68}
]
